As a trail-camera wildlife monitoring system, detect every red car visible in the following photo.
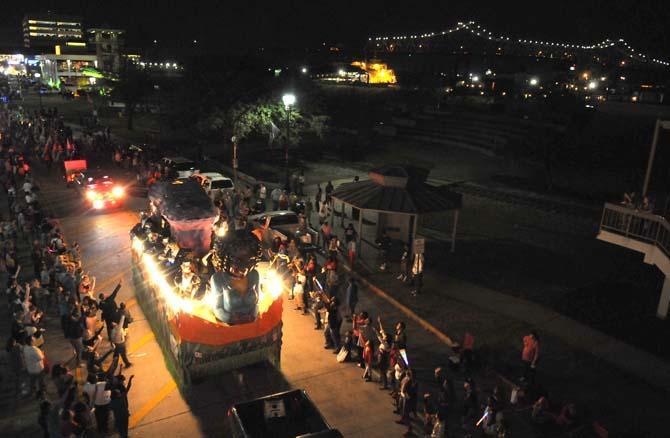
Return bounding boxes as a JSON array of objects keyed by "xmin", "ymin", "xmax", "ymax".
[{"xmin": 75, "ymin": 171, "xmax": 126, "ymax": 210}]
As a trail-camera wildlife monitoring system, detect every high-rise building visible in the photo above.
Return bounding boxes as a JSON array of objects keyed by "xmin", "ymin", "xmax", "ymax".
[
  {"xmin": 88, "ymin": 28, "xmax": 124, "ymax": 73},
  {"xmin": 23, "ymin": 13, "xmax": 84, "ymax": 48}
]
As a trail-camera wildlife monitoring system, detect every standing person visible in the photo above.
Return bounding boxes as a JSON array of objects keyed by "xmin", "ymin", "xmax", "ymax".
[
  {"xmin": 347, "ymin": 238, "xmax": 357, "ymax": 268},
  {"xmin": 376, "ymin": 231, "xmax": 391, "ymax": 271},
  {"xmin": 65, "ymin": 309, "xmax": 84, "ymax": 364},
  {"xmin": 396, "ymin": 368, "xmax": 418, "ymax": 435},
  {"xmin": 111, "ymin": 314, "xmax": 132, "ymax": 368},
  {"xmin": 22, "ymin": 336, "xmax": 46, "ymax": 397},
  {"xmin": 117, "ymin": 302, "xmax": 133, "ymax": 330},
  {"xmin": 315, "ymin": 184, "xmax": 322, "ymax": 213},
  {"xmin": 345, "ymin": 277, "xmax": 358, "ymax": 321},
  {"xmin": 393, "ymin": 321, "xmax": 407, "ymax": 351},
  {"xmin": 325, "ymin": 180, "xmax": 334, "ymax": 203},
  {"xmin": 521, "ymin": 331, "xmax": 540, "ymax": 384},
  {"xmin": 362, "ymin": 340, "xmax": 373, "ymax": 381},
  {"xmin": 353, "ymin": 311, "xmax": 373, "ymax": 368},
  {"xmin": 271, "ymin": 186, "xmax": 281, "ymax": 211},
  {"xmin": 92, "ymin": 375, "xmax": 112, "ymax": 433},
  {"xmin": 409, "ymin": 252, "xmax": 424, "ymax": 296},
  {"xmin": 344, "ymin": 223, "xmax": 357, "ymax": 244},
  {"xmin": 318, "ymin": 199, "xmax": 330, "ymax": 225},
  {"xmin": 110, "ymin": 386, "xmax": 131, "ymax": 438},
  {"xmin": 375, "ymin": 330, "xmax": 391, "ymax": 389},
  {"xmin": 397, "ymin": 245, "xmax": 409, "ymax": 282},
  {"xmin": 297, "ymin": 170, "xmax": 305, "ymax": 196},
  {"xmin": 320, "ymin": 222, "xmax": 332, "ymax": 253},
  {"xmin": 304, "ymin": 198, "xmax": 313, "ymax": 227},
  {"xmin": 258, "ymin": 183, "xmax": 267, "ymax": 209},
  {"xmin": 462, "ymin": 379, "xmax": 478, "ymax": 428},
  {"xmin": 327, "ymin": 235, "xmax": 340, "ymax": 259},
  {"xmin": 99, "ymin": 281, "xmax": 121, "ymax": 342},
  {"xmin": 324, "ymin": 296, "xmax": 341, "ymax": 351},
  {"xmin": 278, "ymin": 190, "xmax": 289, "ymax": 210}
]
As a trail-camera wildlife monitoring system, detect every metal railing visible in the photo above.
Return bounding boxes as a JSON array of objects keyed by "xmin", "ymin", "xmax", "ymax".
[{"xmin": 600, "ymin": 202, "xmax": 670, "ymax": 258}]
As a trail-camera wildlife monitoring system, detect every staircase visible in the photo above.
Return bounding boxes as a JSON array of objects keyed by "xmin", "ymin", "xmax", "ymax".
[{"xmin": 597, "ymin": 202, "xmax": 670, "ymax": 318}]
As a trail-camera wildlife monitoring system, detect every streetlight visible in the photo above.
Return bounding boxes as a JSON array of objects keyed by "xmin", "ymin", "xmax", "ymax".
[
  {"xmin": 231, "ymin": 135, "xmax": 238, "ymax": 188},
  {"xmin": 282, "ymin": 93, "xmax": 296, "ymax": 190}
]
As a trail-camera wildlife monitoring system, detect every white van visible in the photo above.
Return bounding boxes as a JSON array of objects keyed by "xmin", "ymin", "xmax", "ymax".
[
  {"xmin": 161, "ymin": 156, "xmax": 199, "ymax": 179},
  {"xmin": 191, "ymin": 172, "xmax": 234, "ymax": 199}
]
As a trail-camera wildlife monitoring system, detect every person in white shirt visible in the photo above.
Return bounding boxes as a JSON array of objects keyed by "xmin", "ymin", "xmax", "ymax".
[
  {"xmin": 111, "ymin": 315, "xmax": 132, "ymax": 368},
  {"xmin": 23, "ymin": 180, "xmax": 33, "ymax": 193},
  {"xmin": 22, "ymin": 337, "xmax": 45, "ymax": 395}
]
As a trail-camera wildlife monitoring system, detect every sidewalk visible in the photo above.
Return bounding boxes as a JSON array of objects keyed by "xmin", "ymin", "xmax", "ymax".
[{"xmin": 308, "ymin": 183, "xmax": 670, "ymax": 435}]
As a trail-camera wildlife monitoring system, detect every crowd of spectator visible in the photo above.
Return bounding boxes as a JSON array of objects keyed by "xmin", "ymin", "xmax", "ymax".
[{"xmin": 1, "ymin": 106, "xmax": 135, "ymax": 437}]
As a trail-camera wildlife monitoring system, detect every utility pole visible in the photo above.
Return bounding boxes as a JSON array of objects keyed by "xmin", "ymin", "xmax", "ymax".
[
  {"xmin": 232, "ymin": 135, "xmax": 238, "ymax": 188},
  {"xmin": 285, "ymin": 106, "xmax": 290, "ymax": 190}
]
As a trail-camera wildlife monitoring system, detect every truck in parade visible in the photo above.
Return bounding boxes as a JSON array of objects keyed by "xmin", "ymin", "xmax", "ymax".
[{"xmin": 130, "ymin": 180, "xmax": 284, "ymax": 384}]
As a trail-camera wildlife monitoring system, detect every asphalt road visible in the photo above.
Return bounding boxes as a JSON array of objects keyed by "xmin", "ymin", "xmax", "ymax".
[{"xmin": 35, "ymin": 170, "xmax": 418, "ymax": 437}]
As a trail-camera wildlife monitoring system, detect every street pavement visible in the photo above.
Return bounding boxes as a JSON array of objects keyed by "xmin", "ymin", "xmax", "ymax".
[{"xmin": 25, "ymin": 169, "xmax": 433, "ymax": 437}]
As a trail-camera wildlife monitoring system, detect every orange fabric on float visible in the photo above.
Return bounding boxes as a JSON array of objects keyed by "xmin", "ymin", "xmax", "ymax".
[{"xmin": 172, "ymin": 298, "xmax": 283, "ymax": 346}]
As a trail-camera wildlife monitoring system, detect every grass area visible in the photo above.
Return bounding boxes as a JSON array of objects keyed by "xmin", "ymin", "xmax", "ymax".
[{"xmin": 20, "ymin": 91, "xmax": 161, "ymax": 144}]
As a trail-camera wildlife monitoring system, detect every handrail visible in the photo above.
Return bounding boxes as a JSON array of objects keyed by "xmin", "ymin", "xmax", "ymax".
[{"xmin": 599, "ymin": 202, "xmax": 670, "ymax": 258}]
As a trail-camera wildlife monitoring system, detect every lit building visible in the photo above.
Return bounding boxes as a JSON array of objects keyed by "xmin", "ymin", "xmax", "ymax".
[
  {"xmin": 88, "ymin": 28, "xmax": 124, "ymax": 73},
  {"xmin": 39, "ymin": 54, "xmax": 98, "ymax": 91},
  {"xmin": 351, "ymin": 61, "xmax": 397, "ymax": 84},
  {"xmin": 22, "ymin": 13, "xmax": 84, "ymax": 48}
]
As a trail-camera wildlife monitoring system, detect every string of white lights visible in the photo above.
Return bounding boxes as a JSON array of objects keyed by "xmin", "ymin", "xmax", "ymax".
[{"xmin": 369, "ymin": 20, "xmax": 670, "ymax": 67}]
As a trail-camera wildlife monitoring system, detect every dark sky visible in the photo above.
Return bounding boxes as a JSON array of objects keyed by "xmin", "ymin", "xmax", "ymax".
[{"xmin": 2, "ymin": 0, "xmax": 669, "ymax": 57}]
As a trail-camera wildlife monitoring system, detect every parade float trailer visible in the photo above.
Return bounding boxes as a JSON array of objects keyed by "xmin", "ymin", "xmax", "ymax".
[{"xmin": 131, "ymin": 181, "xmax": 283, "ymax": 385}]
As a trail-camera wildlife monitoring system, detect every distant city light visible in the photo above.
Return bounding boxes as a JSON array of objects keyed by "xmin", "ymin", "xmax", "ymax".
[
  {"xmin": 529, "ymin": 77, "xmax": 539, "ymax": 86},
  {"xmin": 485, "ymin": 69, "xmax": 492, "ymax": 75},
  {"xmin": 153, "ymin": 39, "xmax": 157, "ymax": 44},
  {"xmin": 588, "ymin": 80, "xmax": 598, "ymax": 90},
  {"xmin": 471, "ymin": 75, "xmax": 480, "ymax": 82},
  {"xmin": 301, "ymin": 67, "xmax": 308, "ymax": 74},
  {"xmin": 193, "ymin": 39, "xmax": 197, "ymax": 44},
  {"xmin": 569, "ymin": 65, "xmax": 576, "ymax": 71},
  {"xmin": 338, "ymin": 69, "xmax": 345, "ymax": 76}
]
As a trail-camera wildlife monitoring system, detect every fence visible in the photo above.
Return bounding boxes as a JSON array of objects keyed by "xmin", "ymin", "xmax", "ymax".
[{"xmin": 600, "ymin": 202, "xmax": 670, "ymax": 258}]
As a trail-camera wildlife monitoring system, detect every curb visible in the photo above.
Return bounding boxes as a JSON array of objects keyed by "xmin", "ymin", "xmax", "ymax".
[{"xmin": 340, "ymin": 262, "xmax": 458, "ymax": 349}]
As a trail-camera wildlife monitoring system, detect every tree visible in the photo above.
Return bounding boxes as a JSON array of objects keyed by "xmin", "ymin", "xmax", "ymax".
[
  {"xmin": 200, "ymin": 97, "xmax": 328, "ymax": 149},
  {"xmin": 112, "ymin": 65, "xmax": 153, "ymax": 130}
]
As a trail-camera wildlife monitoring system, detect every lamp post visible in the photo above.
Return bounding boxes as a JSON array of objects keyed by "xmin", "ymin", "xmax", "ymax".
[
  {"xmin": 231, "ymin": 135, "xmax": 238, "ymax": 188},
  {"xmin": 282, "ymin": 93, "xmax": 296, "ymax": 190}
]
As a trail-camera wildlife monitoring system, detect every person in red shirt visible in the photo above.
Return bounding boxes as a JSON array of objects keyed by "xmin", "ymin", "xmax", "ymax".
[
  {"xmin": 521, "ymin": 331, "xmax": 540, "ymax": 384},
  {"xmin": 362, "ymin": 340, "xmax": 373, "ymax": 382}
]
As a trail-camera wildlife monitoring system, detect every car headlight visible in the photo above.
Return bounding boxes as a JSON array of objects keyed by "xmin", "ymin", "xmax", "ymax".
[
  {"xmin": 112, "ymin": 186, "xmax": 125, "ymax": 198},
  {"xmin": 86, "ymin": 190, "xmax": 98, "ymax": 201},
  {"xmin": 93, "ymin": 199, "xmax": 104, "ymax": 209}
]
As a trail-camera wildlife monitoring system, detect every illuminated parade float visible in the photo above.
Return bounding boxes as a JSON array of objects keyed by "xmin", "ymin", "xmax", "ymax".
[{"xmin": 130, "ymin": 181, "xmax": 283, "ymax": 384}]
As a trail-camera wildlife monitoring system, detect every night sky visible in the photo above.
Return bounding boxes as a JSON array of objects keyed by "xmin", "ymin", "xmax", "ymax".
[{"xmin": 1, "ymin": 0, "xmax": 669, "ymax": 56}]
